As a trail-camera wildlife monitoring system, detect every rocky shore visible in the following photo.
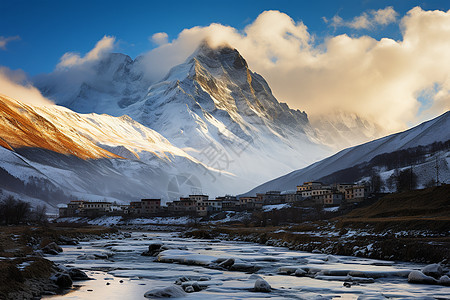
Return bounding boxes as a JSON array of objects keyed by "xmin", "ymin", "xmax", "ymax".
[{"xmin": 0, "ymin": 225, "xmax": 117, "ymax": 300}]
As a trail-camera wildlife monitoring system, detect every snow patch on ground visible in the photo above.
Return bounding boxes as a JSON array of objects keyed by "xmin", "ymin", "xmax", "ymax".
[
  {"xmin": 323, "ymin": 206, "xmax": 339, "ymax": 212},
  {"xmin": 57, "ymin": 215, "xmax": 193, "ymax": 226},
  {"xmin": 263, "ymin": 203, "xmax": 289, "ymax": 211}
]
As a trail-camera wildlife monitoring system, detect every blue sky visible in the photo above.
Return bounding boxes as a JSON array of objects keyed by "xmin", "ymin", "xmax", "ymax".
[{"xmin": 0, "ymin": 0, "xmax": 448, "ymax": 75}]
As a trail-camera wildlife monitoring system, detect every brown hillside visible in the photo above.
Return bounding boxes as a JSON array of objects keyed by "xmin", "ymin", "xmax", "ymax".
[
  {"xmin": 344, "ymin": 185, "xmax": 450, "ymax": 219},
  {"xmin": 0, "ymin": 94, "xmax": 120, "ymax": 160}
]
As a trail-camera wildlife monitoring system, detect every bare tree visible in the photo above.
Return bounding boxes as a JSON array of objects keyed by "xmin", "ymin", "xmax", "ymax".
[
  {"xmin": 0, "ymin": 196, "xmax": 31, "ymax": 225},
  {"xmin": 369, "ymin": 171, "xmax": 382, "ymax": 193},
  {"xmin": 394, "ymin": 168, "xmax": 418, "ymax": 192},
  {"xmin": 32, "ymin": 205, "xmax": 48, "ymax": 224}
]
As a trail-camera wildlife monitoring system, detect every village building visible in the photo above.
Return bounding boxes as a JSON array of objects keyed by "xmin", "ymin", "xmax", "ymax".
[
  {"xmin": 217, "ymin": 195, "xmax": 239, "ymax": 210},
  {"xmin": 281, "ymin": 191, "xmax": 301, "ymax": 203},
  {"xmin": 129, "ymin": 201, "xmax": 142, "ymax": 215},
  {"xmin": 62, "ymin": 200, "xmax": 85, "ymax": 217},
  {"xmin": 167, "ymin": 197, "xmax": 196, "ymax": 214},
  {"xmin": 238, "ymin": 196, "xmax": 263, "ymax": 210},
  {"xmin": 189, "ymin": 194, "xmax": 209, "ymax": 202},
  {"xmin": 297, "ymin": 182, "xmax": 333, "ymax": 201},
  {"xmin": 205, "ymin": 199, "xmax": 222, "ymax": 212},
  {"xmin": 302, "ymin": 188, "xmax": 330, "ymax": 199},
  {"xmin": 258, "ymin": 191, "xmax": 283, "ymax": 204},
  {"xmin": 189, "ymin": 194, "xmax": 209, "ymax": 216},
  {"xmin": 323, "ymin": 192, "xmax": 343, "ymax": 206},
  {"xmin": 141, "ymin": 199, "xmax": 161, "ymax": 214},
  {"xmin": 60, "ymin": 200, "xmax": 112, "ymax": 217},
  {"xmin": 345, "ymin": 185, "xmax": 366, "ymax": 202},
  {"xmin": 297, "ymin": 181, "xmax": 324, "ymax": 191},
  {"xmin": 335, "ymin": 183, "xmax": 356, "ymax": 193}
]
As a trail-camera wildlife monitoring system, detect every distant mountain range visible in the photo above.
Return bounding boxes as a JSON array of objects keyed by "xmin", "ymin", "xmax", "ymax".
[
  {"xmin": 1, "ymin": 42, "xmax": 448, "ymax": 211},
  {"xmin": 242, "ymin": 111, "xmax": 450, "ymax": 196}
]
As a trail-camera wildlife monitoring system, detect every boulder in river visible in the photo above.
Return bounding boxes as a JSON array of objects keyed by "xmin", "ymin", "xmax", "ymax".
[
  {"xmin": 191, "ymin": 282, "xmax": 201, "ymax": 292},
  {"xmin": 58, "ymin": 236, "xmax": 78, "ymax": 245},
  {"xmin": 295, "ymin": 268, "xmax": 307, "ymax": 277},
  {"xmin": 144, "ymin": 285, "xmax": 186, "ymax": 298},
  {"xmin": 421, "ymin": 263, "xmax": 443, "ymax": 279},
  {"xmin": 218, "ymin": 258, "xmax": 235, "ymax": 268},
  {"xmin": 68, "ymin": 268, "xmax": 90, "ymax": 280},
  {"xmin": 278, "ymin": 266, "xmax": 297, "ymax": 275},
  {"xmin": 52, "ymin": 273, "xmax": 73, "ymax": 288},
  {"xmin": 142, "ymin": 242, "xmax": 163, "ymax": 256},
  {"xmin": 438, "ymin": 275, "xmax": 450, "ymax": 286},
  {"xmin": 408, "ymin": 270, "xmax": 437, "ymax": 284},
  {"xmin": 42, "ymin": 242, "xmax": 63, "ymax": 255},
  {"xmin": 325, "ymin": 255, "xmax": 340, "ymax": 263},
  {"xmin": 254, "ymin": 278, "xmax": 271, "ymax": 292}
]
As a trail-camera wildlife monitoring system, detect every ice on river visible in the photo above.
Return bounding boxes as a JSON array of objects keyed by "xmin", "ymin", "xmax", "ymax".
[{"xmin": 44, "ymin": 231, "xmax": 450, "ymax": 299}]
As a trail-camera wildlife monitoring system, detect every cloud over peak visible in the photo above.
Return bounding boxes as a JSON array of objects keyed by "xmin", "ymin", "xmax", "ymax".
[
  {"xmin": 151, "ymin": 32, "xmax": 169, "ymax": 45},
  {"xmin": 57, "ymin": 35, "xmax": 116, "ymax": 68},
  {"xmin": 0, "ymin": 67, "xmax": 53, "ymax": 106}
]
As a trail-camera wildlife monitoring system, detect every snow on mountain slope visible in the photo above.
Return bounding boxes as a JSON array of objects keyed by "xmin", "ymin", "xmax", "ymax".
[
  {"xmin": 374, "ymin": 150, "xmax": 450, "ymax": 192},
  {"xmin": 120, "ymin": 42, "xmax": 332, "ymax": 190},
  {"xmin": 0, "ymin": 94, "xmax": 122, "ymax": 159},
  {"xmin": 311, "ymin": 111, "xmax": 386, "ymax": 151},
  {"xmin": 243, "ymin": 111, "xmax": 450, "ymax": 195},
  {"xmin": 0, "ymin": 94, "xmax": 237, "ymax": 210},
  {"xmin": 35, "ymin": 53, "xmax": 150, "ymax": 115},
  {"xmin": 0, "ymin": 94, "xmax": 205, "ymax": 164}
]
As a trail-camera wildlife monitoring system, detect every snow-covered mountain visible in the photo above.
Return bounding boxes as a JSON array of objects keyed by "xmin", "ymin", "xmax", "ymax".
[
  {"xmin": 35, "ymin": 53, "xmax": 150, "ymax": 114},
  {"xmin": 243, "ymin": 111, "xmax": 450, "ymax": 195},
  {"xmin": 36, "ymin": 42, "xmax": 334, "ymax": 190},
  {"xmin": 0, "ymin": 94, "xmax": 235, "ymax": 212},
  {"xmin": 311, "ymin": 111, "xmax": 385, "ymax": 151}
]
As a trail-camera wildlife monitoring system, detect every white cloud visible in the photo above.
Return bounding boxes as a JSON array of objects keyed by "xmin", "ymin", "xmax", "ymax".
[
  {"xmin": 0, "ymin": 35, "xmax": 20, "ymax": 50},
  {"xmin": 57, "ymin": 35, "xmax": 116, "ymax": 68},
  {"xmin": 0, "ymin": 67, "xmax": 53, "ymax": 106},
  {"xmin": 349, "ymin": 13, "xmax": 371, "ymax": 29},
  {"xmin": 151, "ymin": 32, "xmax": 169, "ymax": 45},
  {"xmin": 330, "ymin": 6, "xmax": 398, "ymax": 29},
  {"xmin": 137, "ymin": 7, "xmax": 450, "ymax": 134},
  {"xmin": 373, "ymin": 6, "xmax": 398, "ymax": 25}
]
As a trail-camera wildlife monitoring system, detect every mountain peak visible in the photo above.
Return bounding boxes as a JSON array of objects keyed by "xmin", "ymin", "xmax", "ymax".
[{"xmin": 191, "ymin": 40, "xmax": 248, "ymax": 70}]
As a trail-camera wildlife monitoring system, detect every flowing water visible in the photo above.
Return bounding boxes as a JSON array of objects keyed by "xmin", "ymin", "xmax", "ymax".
[{"xmin": 45, "ymin": 231, "xmax": 449, "ymax": 299}]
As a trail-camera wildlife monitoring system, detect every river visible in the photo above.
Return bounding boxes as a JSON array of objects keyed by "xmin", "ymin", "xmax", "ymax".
[{"xmin": 44, "ymin": 231, "xmax": 449, "ymax": 299}]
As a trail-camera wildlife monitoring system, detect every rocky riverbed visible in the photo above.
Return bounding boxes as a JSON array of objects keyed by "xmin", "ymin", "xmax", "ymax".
[
  {"xmin": 182, "ymin": 222, "xmax": 450, "ymax": 264},
  {"xmin": 40, "ymin": 231, "xmax": 449, "ymax": 299}
]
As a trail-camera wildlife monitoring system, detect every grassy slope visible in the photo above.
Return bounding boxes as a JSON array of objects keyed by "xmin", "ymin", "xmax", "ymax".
[{"xmin": 339, "ymin": 184, "xmax": 450, "ymax": 232}]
